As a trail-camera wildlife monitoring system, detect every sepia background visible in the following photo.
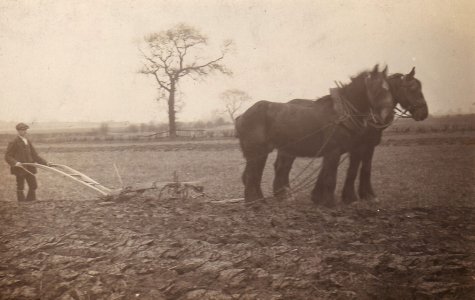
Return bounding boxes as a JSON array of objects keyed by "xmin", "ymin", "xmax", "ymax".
[
  {"xmin": 0, "ymin": 0, "xmax": 474, "ymax": 124},
  {"xmin": 0, "ymin": 1, "xmax": 474, "ymax": 299}
]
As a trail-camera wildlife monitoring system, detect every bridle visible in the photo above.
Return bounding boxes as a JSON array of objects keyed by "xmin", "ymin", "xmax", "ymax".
[
  {"xmin": 394, "ymin": 105, "xmax": 412, "ymax": 118},
  {"xmin": 389, "ymin": 73, "xmax": 426, "ymax": 120}
]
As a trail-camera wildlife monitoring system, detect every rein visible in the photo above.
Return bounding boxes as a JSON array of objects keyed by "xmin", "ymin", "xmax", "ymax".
[
  {"xmin": 394, "ymin": 106, "xmax": 412, "ymax": 118},
  {"xmin": 388, "ymin": 73, "xmax": 423, "ymax": 119}
]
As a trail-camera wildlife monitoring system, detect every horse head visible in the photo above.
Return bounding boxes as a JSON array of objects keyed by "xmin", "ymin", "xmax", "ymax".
[
  {"xmin": 391, "ymin": 67, "xmax": 429, "ymax": 121},
  {"xmin": 363, "ymin": 64, "xmax": 395, "ymax": 126}
]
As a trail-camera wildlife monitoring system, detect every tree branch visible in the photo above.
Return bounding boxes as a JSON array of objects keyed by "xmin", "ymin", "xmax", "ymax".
[
  {"xmin": 153, "ymin": 72, "xmax": 171, "ymax": 92},
  {"xmin": 139, "ymin": 24, "xmax": 234, "ymax": 132},
  {"xmin": 178, "ymin": 54, "xmax": 228, "ymax": 78}
]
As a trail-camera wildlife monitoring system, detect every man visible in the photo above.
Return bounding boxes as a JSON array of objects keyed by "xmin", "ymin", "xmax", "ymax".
[{"xmin": 5, "ymin": 123, "xmax": 51, "ymax": 201}]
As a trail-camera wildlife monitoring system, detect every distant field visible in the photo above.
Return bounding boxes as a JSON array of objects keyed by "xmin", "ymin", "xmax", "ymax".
[
  {"xmin": 0, "ymin": 114, "xmax": 473, "ymax": 144},
  {"xmin": 1, "ymin": 135, "xmax": 473, "ymax": 206}
]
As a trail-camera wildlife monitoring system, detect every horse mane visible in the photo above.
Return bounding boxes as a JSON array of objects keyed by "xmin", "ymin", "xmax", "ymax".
[
  {"xmin": 339, "ymin": 70, "xmax": 372, "ymax": 111},
  {"xmin": 389, "ymin": 73, "xmax": 404, "ymax": 79},
  {"xmin": 389, "ymin": 73, "xmax": 421, "ymax": 87},
  {"xmin": 349, "ymin": 70, "xmax": 370, "ymax": 83}
]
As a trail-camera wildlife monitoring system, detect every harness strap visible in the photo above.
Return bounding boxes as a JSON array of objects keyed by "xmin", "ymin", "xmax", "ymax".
[{"xmin": 330, "ymin": 88, "xmax": 368, "ymax": 135}]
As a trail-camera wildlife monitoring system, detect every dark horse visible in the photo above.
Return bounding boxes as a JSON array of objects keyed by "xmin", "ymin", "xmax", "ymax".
[
  {"xmin": 235, "ymin": 65, "xmax": 395, "ymax": 207},
  {"xmin": 272, "ymin": 67, "xmax": 428, "ymax": 205},
  {"xmin": 341, "ymin": 67, "xmax": 428, "ymax": 203}
]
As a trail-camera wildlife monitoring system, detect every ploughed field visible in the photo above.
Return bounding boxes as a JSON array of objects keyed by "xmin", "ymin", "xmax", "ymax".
[{"xmin": 0, "ymin": 133, "xmax": 474, "ymax": 299}]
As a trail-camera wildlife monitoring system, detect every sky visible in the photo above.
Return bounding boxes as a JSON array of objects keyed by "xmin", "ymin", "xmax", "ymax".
[{"xmin": 0, "ymin": 0, "xmax": 474, "ymax": 123}]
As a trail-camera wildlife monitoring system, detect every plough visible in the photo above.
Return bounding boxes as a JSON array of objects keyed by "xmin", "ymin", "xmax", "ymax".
[{"xmin": 20, "ymin": 163, "xmax": 204, "ymax": 200}]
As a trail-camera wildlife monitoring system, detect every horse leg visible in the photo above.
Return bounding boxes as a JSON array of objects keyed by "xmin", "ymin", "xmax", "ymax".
[
  {"xmin": 312, "ymin": 149, "xmax": 341, "ymax": 208},
  {"xmin": 242, "ymin": 152, "xmax": 269, "ymax": 202},
  {"xmin": 358, "ymin": 145, "xmax": 377, "ymax": 201},
  {"xmin": 242, "ymin": 164, "xmax": 250, "ymax": 198},
  {"xmin": 273, "ymin": 151, "xmax": 296, "ymax": 199},
  {"xmin": 342, "ymin": 148, "xmax": 363, "ymax": 204},
  {"xmin": 254, "ymin": 154, "xmax": 268, "ymax": 199}
]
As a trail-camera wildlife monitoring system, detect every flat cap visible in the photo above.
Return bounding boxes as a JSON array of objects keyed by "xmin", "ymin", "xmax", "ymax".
[{"xmin": 15, "ymin": 123, "xmax": 29, "ymax": 130}]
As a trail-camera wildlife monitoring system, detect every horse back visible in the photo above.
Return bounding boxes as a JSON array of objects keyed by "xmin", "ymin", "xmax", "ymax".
[
  {"xmin": 236, "ymin": 99, "xmax": 329, "ymax": 140},
  {"xmin": 236, "ymin": 98, "xmax": 340, "ymax": 157},
  {"xmin": 287, "ymin": 98, "xmax": 317, "ymax": 107}
]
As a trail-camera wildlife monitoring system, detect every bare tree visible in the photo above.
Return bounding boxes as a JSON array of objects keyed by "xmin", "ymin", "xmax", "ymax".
[
  {"xmin": 220, "ymin": 89, "xmax": 251, "ymax": 124},
  {"xmin": 139, "ymin": 23, "xmax": 232, "ymax": 137}
]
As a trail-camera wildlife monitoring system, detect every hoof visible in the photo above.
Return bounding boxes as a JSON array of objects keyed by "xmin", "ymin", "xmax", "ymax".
[
  {"xmin": 342, "ymin": 198, "xmax": 357, "ymax": 205},
  {"xmin": 322, "ymin": 200, "xmax": 336, "ymax": 209},
  {"xmin": 360, "ymin": 193, "xmax": 377, "ymax": 202},
  {"xmin": 244, "ymin": 192, "xmax": 263, "ymax": 203},
  {"xmin": 369, "ymin": 196, "xmax": 379, "ymax": 203},
  {"xmin": 342, "ymin": 192, "xmax": 359, "ymax": 205},
  {"xmin": 244, "ymin": 197, "xmax": 267, "ymax": 211},
  {"xmin": 274, "ymin": 187, "xmax": 294, "ymax": 201},
  {"xmin": 311, "ymin": 194, "xmax": 336, "ymax": 208}
]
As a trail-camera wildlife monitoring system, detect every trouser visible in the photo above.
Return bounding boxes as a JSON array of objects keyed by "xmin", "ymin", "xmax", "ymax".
[{"xmin": 15, "ymin": 173, "xmax": 38, "ymax": 201}]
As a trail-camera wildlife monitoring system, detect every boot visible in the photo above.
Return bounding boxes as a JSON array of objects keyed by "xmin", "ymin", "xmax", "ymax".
[
  {"xmin": 26, "ymin": 189, "xmax": 36, "ymax": 201},
  {"xmin": 17, "ymin": 190, "xmax": 26, "ymax": 202}
]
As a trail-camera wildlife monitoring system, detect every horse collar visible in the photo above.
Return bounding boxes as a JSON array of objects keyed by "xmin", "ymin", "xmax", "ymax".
[
  {"xmin": 330, "ymin": 88, "xmax": 346, "ymax": 117},
  {"xmin": 330, "ymin": 88, "xmax": 368, "ymax": 135}
]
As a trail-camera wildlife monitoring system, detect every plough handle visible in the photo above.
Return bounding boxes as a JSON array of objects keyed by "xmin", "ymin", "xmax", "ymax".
[
  {"xmin": 21, "ymin": 163, "xmax": 111, "ymax": 196},
  {"xmin": 14, "ymin": 165, "xmax": 36, "ymax": 176}
]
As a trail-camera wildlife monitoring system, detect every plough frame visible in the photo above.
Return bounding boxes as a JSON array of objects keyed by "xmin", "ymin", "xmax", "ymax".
[{"xmin": 20, "ymin": 163, "xmax": 203, "ymax": 200}]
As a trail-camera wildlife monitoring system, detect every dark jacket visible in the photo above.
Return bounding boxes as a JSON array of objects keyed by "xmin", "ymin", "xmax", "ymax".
[{"xmin": 5, "ymin": 136, "xmax": 47, "ymax": 175}]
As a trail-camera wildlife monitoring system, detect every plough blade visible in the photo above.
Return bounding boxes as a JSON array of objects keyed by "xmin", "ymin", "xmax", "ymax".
[{"xmin": 110, "ymin": 181, "xmax": 204, "ymax": 200}]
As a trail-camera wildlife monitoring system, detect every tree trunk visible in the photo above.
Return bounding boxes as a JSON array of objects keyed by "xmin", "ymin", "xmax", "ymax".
[
  {"xmin": 168, "ymin": 83, "xmax": 177, "ymax": 138},
  {"xmin": 228, "ymin": 111, "xmax": 236, "ymax": 125}
]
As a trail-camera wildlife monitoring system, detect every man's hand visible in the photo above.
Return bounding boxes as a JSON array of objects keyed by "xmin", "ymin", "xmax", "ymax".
[{"xmin": 15, "ymin": 162, "xmax": 22, "ymax": 167}]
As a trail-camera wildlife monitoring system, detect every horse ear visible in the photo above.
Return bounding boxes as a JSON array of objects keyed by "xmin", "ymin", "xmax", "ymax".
[
  {"xmin": 371, "ymin": 64, "xmax": 379, "ymax": 76},
  {"xmin": 407, "ymin": 67, "xmax": 416, "ymax": 79},
  {"xmin": 382, "ymin": 65, "xmax": 388, "ymax": 76}
]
